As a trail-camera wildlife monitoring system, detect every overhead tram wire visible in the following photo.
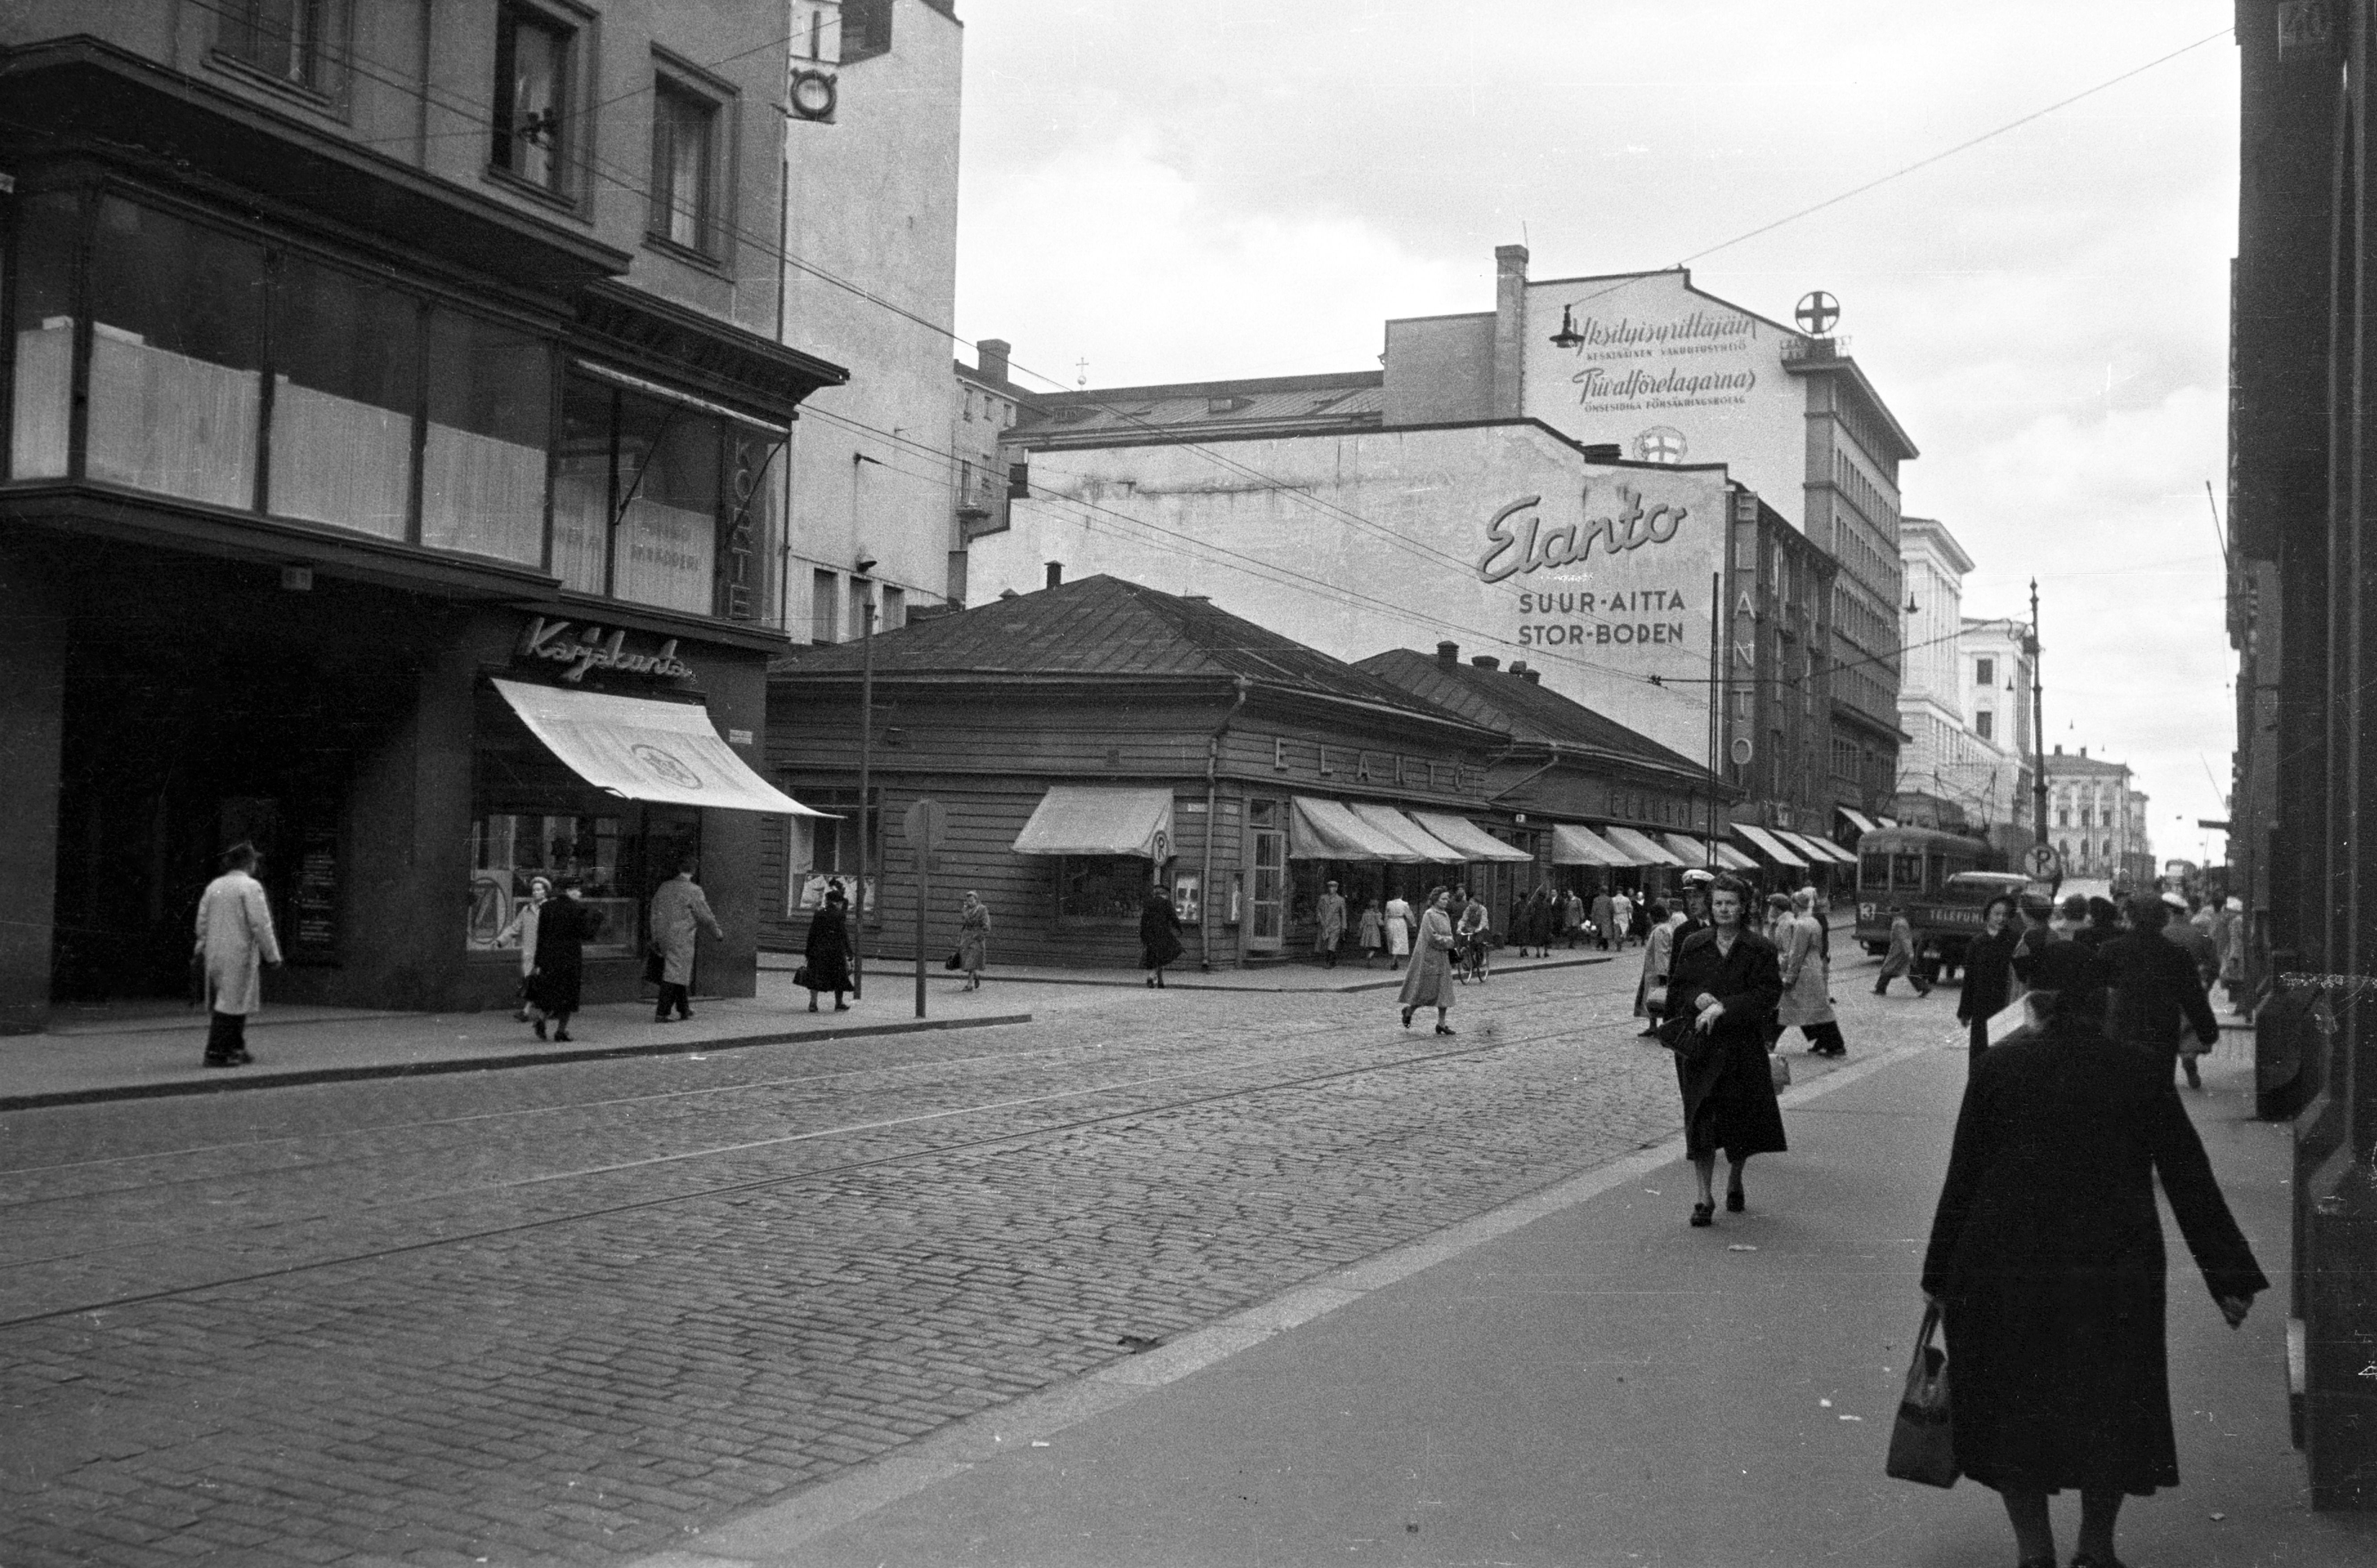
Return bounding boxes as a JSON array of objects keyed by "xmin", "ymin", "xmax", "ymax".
[{"xmin": 148, "ymin": 3, "xmax": 2229, "ymax": 678}]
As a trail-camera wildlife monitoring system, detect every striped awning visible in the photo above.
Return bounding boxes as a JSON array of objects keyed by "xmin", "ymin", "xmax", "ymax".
[
  {"xmin": 1550, "ymin": 825, "xmax": 1633, "ymax": 867},
  {"xmin": 1731, "ymin": 823, "xmax": 1809, "ymax": 868},
  {"xmin": 1347, "ymin": 802, "xmax": 1469, "ymax": 863},
  {"xmin": 1601, "ymin": 825, "xmax": 1684, "ymax": 867},
  {"xmin": 1783, "ymin": 830, "xmax": 1858, "ymax": 866},
  {"xmin": 1713, "ymin": 841, "xmax": 1762, "ymax": 872},
  {"xmin": 1409, "ymin": 811, "xmax": 1536, "ymax": 864},
  {"xmin": 1655, "ymin": 832, "xmax": 1721, "ymax": 871},
  {"xmin": 1837, "ymin": 807, "xmax": 1880, "ymax": 836},
  {"xmin": 1290, "ymin": 797, "xmax": 1421, "ymax": 862}
]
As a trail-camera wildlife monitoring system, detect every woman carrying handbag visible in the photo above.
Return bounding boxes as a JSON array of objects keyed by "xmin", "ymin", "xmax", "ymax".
[{"xmin": 1654, "ymin": 874, "xmax": 1786, "ymax": 1226}]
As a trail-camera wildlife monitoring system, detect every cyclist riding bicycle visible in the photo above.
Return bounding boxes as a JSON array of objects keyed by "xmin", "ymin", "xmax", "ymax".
[{"xmin": 1455, "ymin": 888, "xmax": 1492, "ymax": 983}]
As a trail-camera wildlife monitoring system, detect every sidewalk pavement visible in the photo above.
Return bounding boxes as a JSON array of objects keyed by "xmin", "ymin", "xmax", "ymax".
[
  {"xmin": 0, "ymin": 978, "xmax": 1034, "ymax": 1112},
  {"xmin": 642, "ymin": 1037, "xmax": 2369, "ymax": 1568}
]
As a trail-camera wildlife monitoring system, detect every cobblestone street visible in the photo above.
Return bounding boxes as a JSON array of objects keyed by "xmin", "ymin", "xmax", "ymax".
[{"xmin": 0, "ymin": 952, "xmax": 1950, "ymax": 1567}]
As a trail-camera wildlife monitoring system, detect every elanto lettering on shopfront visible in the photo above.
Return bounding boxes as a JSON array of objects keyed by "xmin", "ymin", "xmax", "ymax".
[
  {"xmin": 1476, "ymin": 486, "xmax": 1690, "ymax": 583},
  {"xmin": 517, "ymin": 618, "xmax": 694, "ymax": 683}
]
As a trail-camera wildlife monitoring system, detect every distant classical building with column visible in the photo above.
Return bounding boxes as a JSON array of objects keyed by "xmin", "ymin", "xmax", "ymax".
[
  {"xmin": 1893, "ymin": 519, "xmax": 2032, "ymax": 857},
  {"xmin": 2040, "ymin": 747, "xmax": 2153, "ymax": 885}
]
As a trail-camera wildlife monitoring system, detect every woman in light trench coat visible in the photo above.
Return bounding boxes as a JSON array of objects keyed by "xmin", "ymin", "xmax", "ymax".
[
  {"xmin": 1776, "ymin": 888, "xmax": 1846, "ymax": 1057},
  {"xmin": 195, "ymin": 841, "xmax": 282, "ymax": 1066}
]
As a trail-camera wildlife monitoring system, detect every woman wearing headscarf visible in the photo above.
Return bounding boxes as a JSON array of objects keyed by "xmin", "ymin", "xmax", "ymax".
[
  {"xmin": 1922, "ymin": 942, "xmax": 2266, "ymax": 1568},
  {"xmin": 525, "ymin": 878, "xmax": 590, "ymax": 1041},
  {"xmin": 1633, "ymin": 899, "xmax": 1679, "ymax": 1039},
  {"xmin": 1397, "ymin": 886, "xmax": 1459, "ymax": 1034},
  {"xmin": 1140, "ymin": 881, "xmax": 1184, "ymax": 988},
  {"xmin": 1656, "ymin": 875, "xmax": 1787, "ymax": 1224},
  {"xmin": 804, "ymin": 884, "xmax": 855, "ymax": 1012},
  {"xmin": 956, "ymin": 890, "xmax": 991, "ymax": 991},
  {"xmin": 1955, "ymin": 893, "xmax": 2022, "ymax": 1063},
  {"xmin": 1778, "ymin": 888, "xmax": 1847, "ymax": 1058},
  {"xmin": 498, "ymin": 875, "xmax": 551, "ymax": 1023}
]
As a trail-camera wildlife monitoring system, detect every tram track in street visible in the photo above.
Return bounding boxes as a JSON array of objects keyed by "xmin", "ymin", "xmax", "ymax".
[{"xmin": 0, "ymin": 995, "xmax": 1659, "ymax": 1330}]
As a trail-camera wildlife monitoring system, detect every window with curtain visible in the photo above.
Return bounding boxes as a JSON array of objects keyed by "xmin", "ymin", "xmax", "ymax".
[
  {"xmin": 8, "ymin": 191, "xmax": 78, "ymax": 480},
  {"xmin": 649, "ymin": 76, "xmax": 719, "ymax": 255},
  {"xmin": 492, "ymin": 4, "xmax": 572, "ymax": 194},
  {"xmin": 611, "ymin": 390, "xmax": 719, "ymax": 614},
  {"xmin": 86, "ymin": 198, "xmax": 266, "ymax": 509},
  {"xmin": 269, "ymin": 255, "xmax": 418, "ymax": 538},
  {"xmin": 421, "ymin": 307, "xmax": 550, "ymax": 565},
  {"xmin": 552, "ymin": 374, "xmax": 613, "ymax": 593}
]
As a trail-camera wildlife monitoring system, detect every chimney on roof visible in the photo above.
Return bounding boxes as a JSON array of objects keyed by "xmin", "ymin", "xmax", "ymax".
[
  {"xmin": 1508, "ymin": 660, "xmax": 1530, "ymax": 677},
  {"xmin": 2080, "ymin": 746, "xmax": 2088, "ymax": 758},
  {"xmin": 1436, "ymin": 640, "xmax": 1459, "ymax": 668},
  {"xmin": 1492, "ymin": 245, "xmax": 1529, "ymax": 419},
  {"xmin": 2053, "ymin": 744, "xmax": 2062, "ymax": 755},
  {"xmin": 1471, "ymin": 654, "xmax": 1500, "ymax": 670},
  {"xmin": 977, "ymin": 337, "xmax": 1011, "ymax": 385},
  {"xmin": 1183, "ymin": 593, "xmax": 1209, "ymax": 602},
  {"xmin": 1045, "ymin": 561, "xmax": 1063, "ymax": 589},
  {"xmin": 1521, "ymin": 668, "xmax": 1542, "ymax": 684},
  {"xmin": 1580, "ymin": 443, "xmax": 1622, "ymax": 463}
]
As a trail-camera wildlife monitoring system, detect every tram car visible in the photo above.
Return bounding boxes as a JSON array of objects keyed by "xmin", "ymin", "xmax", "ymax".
[{"xmin": 1853, "ymin": 825, "xmax": 2025, "ymax": 979}]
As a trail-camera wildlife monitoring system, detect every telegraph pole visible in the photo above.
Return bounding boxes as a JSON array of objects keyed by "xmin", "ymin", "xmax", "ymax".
[
  {"xmin": 2028, "ymin": 578, "xmax": 2048, "ymax": 847},
  {"xmin": 853, "ymin": 577, "xmax": 875, "ymax": 1000}
]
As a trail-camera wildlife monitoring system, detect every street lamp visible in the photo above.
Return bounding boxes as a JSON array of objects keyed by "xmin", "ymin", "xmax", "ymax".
[{"xmin": 2027, "ymin": 580, "xmax": 2048, "ymax": 849}]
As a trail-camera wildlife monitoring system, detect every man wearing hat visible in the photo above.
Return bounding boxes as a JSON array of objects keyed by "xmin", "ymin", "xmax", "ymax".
[
  {"xmin": 2100, "ymin": 893, "xmax": 2221, "ymax": 1088},
  {"xmin": 2161, "ymin": 889, "xmax": 2219, "ymax": 993}
]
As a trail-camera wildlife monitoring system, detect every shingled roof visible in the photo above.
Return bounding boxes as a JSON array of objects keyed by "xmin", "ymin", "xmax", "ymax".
[
  {"xmin": 1356, "ymin": 647, "xmax": 1712, "ymax": 783},
  {"xmin": 772, "ymin": 575, "xmax": 1484, "ymax": 730}
]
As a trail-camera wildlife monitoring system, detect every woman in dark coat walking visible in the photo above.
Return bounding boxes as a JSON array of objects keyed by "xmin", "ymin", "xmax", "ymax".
[
  {"xmin": 1657, "ymin": 874, "xmax": 1787, "ymax": 1225},
  {"xmin": 525, "ymin": 879, "xmax": 590, "ymax": 1041},
  {"xmin": 803, "ymin": 885, "xmax": 855, "ymax": 1011},
  {"xmin": 1140, "ymin": 882, "xmax": 1183, "ymax": 987},
  {"xmin": 1955, "ymin": 893, "xmax": 2022, "ymax": 1063},
  {"xmin": 1922, "ymin": 942, "xmax": 2266, "ymax": 1568}
]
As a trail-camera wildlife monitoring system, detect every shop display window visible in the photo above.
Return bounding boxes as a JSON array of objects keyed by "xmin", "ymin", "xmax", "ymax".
[
  {"xmin": 269, "ymin": 254, "xmax": 419, "ymax": 539},
  {"xmin": 612, "ymin": 389, "xmax": 719, "ymax": 613},
  {"xmin": 785, "ymin": 789, "xmax": 875, "ymax": 915},
  {"xmin": 1058, "ymin": 855, "xmax": 1151, "ymax": 921},
  {"xmin": 468, "ymin": 813, "xmax": 633, "ymax": 958},
  {"xmin": 421, "ymin": 307, "xmax": 550, "ymax": 566},
  {"xmin": 552, "ymin": 374, "xmax": 613, "ymax": 594},
  {"xmin": 7, "ymin": 191, "xmax": 78, "ymax": 480},
  {"xmin": 85, "ymin": 197, "xmax": 266, "ymax": 509}
]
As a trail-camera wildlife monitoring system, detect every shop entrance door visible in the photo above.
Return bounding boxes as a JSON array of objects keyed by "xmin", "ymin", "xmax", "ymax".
[
  {"xmin": 1247, "ymin": 800, "xmax": 1284, "ymax": 953},
  {"xmin": 636, "ymin": 809, "xmax": 703, "ymax": 986}
]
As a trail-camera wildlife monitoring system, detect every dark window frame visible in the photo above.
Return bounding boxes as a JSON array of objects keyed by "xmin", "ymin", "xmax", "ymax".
[
  {"xmin": 211, "ymin": 0, "xmax": 352, "ymax": 108},
  {"xmin": 646, "ymin": 62, "xmax": 731, "ymax": 263},
  {"xmin": 490, "ymin": 0, "xmax": 588, "ymax": 207}
]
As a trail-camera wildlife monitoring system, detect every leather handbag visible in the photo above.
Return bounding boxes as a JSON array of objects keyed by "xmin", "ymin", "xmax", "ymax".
[
  {"xmin": 793, "ymin": 965, "xmax": 812, "ymax": 989},
  {"xmin": 1884, "ymin": 1305, "xmax": 1958, "ymax": 1488},
  {"xmin": 943, "ymin": 950, "xmax": 963, "ymax": 971},
  {"xmin": 642, "ymin": 947, "xmax": 665, "ymax": 986}
]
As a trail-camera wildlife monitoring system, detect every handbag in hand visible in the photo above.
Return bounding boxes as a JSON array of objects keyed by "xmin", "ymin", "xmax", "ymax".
[
  {"xmin": 793, "ymin": 965, "xmax": 812, "ymax": 990},
  {"xmin": 943, "ymin": 950, "xmax": 962, "ymax": 971},
  {"xmin": 1884, "ymin": 1304, "xmax": 1958, "ymax": 1488},
  {"xmin": 642, "ymin": 948, "xmax": 665, "ymax": 986}
]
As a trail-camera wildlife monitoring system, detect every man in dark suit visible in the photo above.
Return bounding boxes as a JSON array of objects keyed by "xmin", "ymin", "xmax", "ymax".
[{"xmin": 2099, "ymin": 893, "xmax": 2221, "ymax": 1088}]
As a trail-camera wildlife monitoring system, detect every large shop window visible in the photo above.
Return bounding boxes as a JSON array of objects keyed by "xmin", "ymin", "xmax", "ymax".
[
  {"xmin": 614, "ymin": 389, "xmax": 719, "ymax": 613},
  {"xmin": 8, "ymin": 191, "xmax": 78, "ymax": 480},
  {"xmin": 468, "ymin": 813, "xmax": 636, "ymax": 959},
  {"xmin": 422, "ymin": 308, "xmax": 549, "ymax": 566},
  {"xmin": 785, "ymin": 788, "xmax": 874, "ymax": 914},
  {"xmin": 270, "ymin": 255, "xmax": 419, "ymax": 539},
  {"xmin": 86, "ymin": 198, "xmax": 266, "ymax": 509},
  {"xmin": 1059, "ymin": 856, "xmax": 1153, "ymax": 921}
]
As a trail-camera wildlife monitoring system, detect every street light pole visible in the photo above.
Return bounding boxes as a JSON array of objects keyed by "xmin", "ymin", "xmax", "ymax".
[
  {"xmin": 853, "ymin": 573, "xmax": 875, "ymax": 1000},
  {"xmin": 2028, "ymin": 578, "xmax": 2048, "ymax": 849}
]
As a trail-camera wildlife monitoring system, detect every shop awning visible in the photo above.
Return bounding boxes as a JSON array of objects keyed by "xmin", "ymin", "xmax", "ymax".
[
  {"xmin": 1347, "ymin": 802, "xmax": 1468, "ymax": 862},
  {"xmin": 1837, "ymin": 807, "xmax": 1880, "ymax": 836},
  {"xmin": 1782, "ymin": 830, "xmax": 1857, "ymax": 866},
  {"xmin": 490, "ymin": 679, "xmax": 829, "ymax": 816},
  {"xmin": 1409, "ymin": 812, "xmax": 1536, "ymax": 864},
  {"xmin": 1876, "ymin": 815, "xmax": 1899, "ymax": 829},
  {"xmin": 1655, "ymin": 832, "xmax": 1722, "ymax": 871},
  {"xmin": 1012, "ymin": 786, "xmax": 1176, "ymax": 858},
  {"xmin": 1713, "ymin": 841, "xmax": 1763, "ymax": 873},
  {"xmin": 1601, "ymin": 825, "xmax": 1685, "ymax": 867},
  {"xmin": 1291, "ymin": 797, "xmax": 1425, "ymax": 862},
  {"xmin": 1550, "ymin": 825, "xmax": 1633, "ymax": 867},
  {"xmin": 1729, "ymin": 823, "xmax": 1809, "ymax": 868}
]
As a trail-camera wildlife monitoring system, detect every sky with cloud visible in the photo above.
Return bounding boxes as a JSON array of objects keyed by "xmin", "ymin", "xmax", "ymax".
[{"xmin": 951, "ymin": 0, "xmax": 2240, "ymax": 860}]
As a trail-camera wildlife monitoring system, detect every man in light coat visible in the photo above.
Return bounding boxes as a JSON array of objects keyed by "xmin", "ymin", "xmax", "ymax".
[
  {"xmin": 1608, "ymin": 890, "xmax": 1635, "ymax": 951},
  {"xmin": 1315, "ymin": 880, "xmax": 1348, "ymax": 968},
  {"xmin": 195, "ymin": 842, "xmax": 281, "ymax": 1067},
  {"xmin": 649, "ymin": 856, "xmax": 724, "ymax": 1022}
]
